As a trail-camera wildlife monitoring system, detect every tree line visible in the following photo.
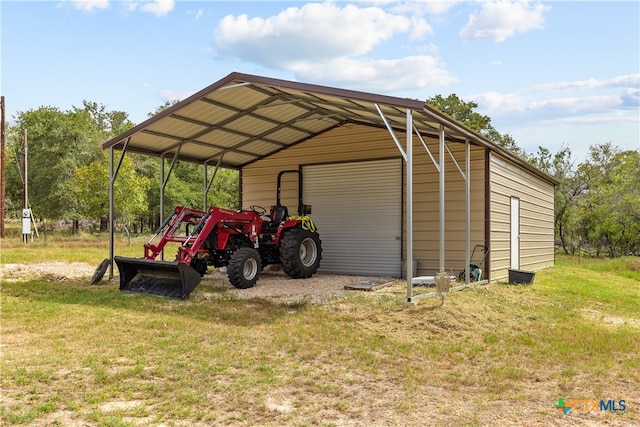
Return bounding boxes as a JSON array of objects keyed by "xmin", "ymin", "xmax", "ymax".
[
  {"xmin": 3, "ymin": 101, "xmax": 238, "ymax": 234},
  {"xmin": 2, "ymin": 97, "xmax": 638, "ymax": 257},
  {"xmin": 429, "ymin": 94, "xmax": 639, "ymax": 258}
]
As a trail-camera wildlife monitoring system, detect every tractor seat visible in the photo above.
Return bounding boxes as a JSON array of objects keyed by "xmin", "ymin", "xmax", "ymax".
[
  {"xmin": 271, "ymin": 205, "xmax": 288, "ymax": 223},
  {"xmin": 263, "ymin": 206, "xmax": 288, "ymax": 233}
]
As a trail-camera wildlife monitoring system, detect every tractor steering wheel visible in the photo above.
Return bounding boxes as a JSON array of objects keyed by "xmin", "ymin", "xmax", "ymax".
[{"xmin": 248, "ymin": 205, "xmax": 267, "ymax": 216}]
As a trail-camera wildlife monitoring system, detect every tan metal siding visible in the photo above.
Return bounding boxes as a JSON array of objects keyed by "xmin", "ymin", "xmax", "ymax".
[
  {"xmin": 407, "ymin": 139, "xmax": 486, "ymax": 276},
  {"xmin": 242, "ymin": 126, "xmax": 400, "ymax": 211},
  {"xmin": 489, "ymin": 153, "xmax": 555, "ymax": 281},
  {"xmin": 242, "ymin": 124, "xmax": 488, "ymax": 277}
]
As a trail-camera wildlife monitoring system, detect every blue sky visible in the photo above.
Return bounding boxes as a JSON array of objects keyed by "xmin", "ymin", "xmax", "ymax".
[{"xmin": 2, "ymin": 1, "xmax": 639, "ymax": 162}]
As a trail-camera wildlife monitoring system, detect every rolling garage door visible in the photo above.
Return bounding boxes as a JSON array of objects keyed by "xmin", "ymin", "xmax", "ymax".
[{"xmin": 303, "ymin": 159, "xmax": 402, "ymax": 276}]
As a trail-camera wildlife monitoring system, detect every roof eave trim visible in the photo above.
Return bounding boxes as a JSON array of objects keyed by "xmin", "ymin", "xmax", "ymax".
[{"xmin": 230, "ymin": 72, "xmax": 426, "ymax": 111}]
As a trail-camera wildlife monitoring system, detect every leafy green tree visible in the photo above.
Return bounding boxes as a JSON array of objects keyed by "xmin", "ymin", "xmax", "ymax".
[
  {"xmin": 3, "ymin": 127, "xmax": 25, "ymax": 217},
  {"xmin": 427, "ymin": 94, "xmax": 525, "ymax": 157},
  {"xmin": 147, "ymin": 100, "xmax": 180, "ymax": 117},
  {"xmin": 72, "ymin": 150, "xmax": 150, "ymax": 229},
  {"xmin": 529, "ymin": 144, "xmax": 586, "ymax": 254},
  {"xmin": 75, "ymin": 100, "xmax": 134, "ymax": 136},
  {"xmin": 5, "ymin": 102, "xmax": 135, "ymax": 232},
  {"xmin": 577, "ymin": 144, "xmax": 640, "ymax": 256},
  {"xmin": 206, "ymin": 168, "xmax": 239, "ymax": 209},
  {"xmin": 7, "ymin": 107, "xmax": 102, "ymax": 223},
  {"xmin": 427, "ymin": 95, "xmax": 640, "ymax": 258},
  {"xmin": 134, "ymin": 155, "xmax": 239, "ymax": 229}
]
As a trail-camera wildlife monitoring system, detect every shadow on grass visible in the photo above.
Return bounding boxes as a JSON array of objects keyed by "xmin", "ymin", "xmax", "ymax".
[{"xmin": 1, "ymin": 277, "xmax": 309, "ymax": 327}]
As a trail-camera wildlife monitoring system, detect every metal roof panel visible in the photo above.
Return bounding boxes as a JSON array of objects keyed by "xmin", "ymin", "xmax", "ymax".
[{"xmin": 101, "ymin": 72, "xmax": 556, "ymax": 184}]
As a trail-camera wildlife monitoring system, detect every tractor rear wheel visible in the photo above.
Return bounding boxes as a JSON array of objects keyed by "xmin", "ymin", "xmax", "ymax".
[
  {"xmin": 280, "ymin": 228, "xmax": 322, "ymax": 279},
  {"xmin": 228, "ymin": 247, "xmax": 261, "ymax": 289}
]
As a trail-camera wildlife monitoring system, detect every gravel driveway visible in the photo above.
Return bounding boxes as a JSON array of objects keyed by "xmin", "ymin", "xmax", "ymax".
[{"xmin": 1, "ymin": 262, "xmax": 395, "ymax": 304}]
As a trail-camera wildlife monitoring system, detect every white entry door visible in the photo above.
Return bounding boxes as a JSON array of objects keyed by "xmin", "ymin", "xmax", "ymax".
[{"xmin": 510, "ymin": 196, "xmax": 520, "ymax": 270}]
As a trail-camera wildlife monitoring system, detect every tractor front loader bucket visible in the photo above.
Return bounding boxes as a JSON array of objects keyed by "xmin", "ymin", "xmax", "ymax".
[{"xmin": 114, "ymin": 256, "xmax": 202, "ymax": 299}]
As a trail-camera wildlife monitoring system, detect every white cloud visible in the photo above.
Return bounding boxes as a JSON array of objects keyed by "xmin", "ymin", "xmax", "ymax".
[
  {"xmin": 469, "ymin": 91, "xmax": 527, "ymax": 113},
  {"xmin": 188, "ymin": 8, "xmax": 204, "ymax": 21},
  {"xmin": 212, "ymin": 2, "xmax": 448, "ymax": 92},
  {"xmin": 67, "ymin": 0, "xmax": 174, "ymax": 16},
  {"xmin": 548, "ymin": 114, "xmax": 639, "ymax": 126},
  {"xmin": 392, "ymin": 1, "xmax": 462, "ymax": 16},
  {"xmin": 533, "ymin": 74, "xmax": 640, "ymax": 91},
  {"xmin": 139, "ymin": 0, "xmax": 174, "ymax": 17},
  {"xmin": 122, "ymin": 1, "xmax": 138, "ymax": 13},
  {"xmin": 409, "ymin": 16, "xmax": 433, "ymax": 40},
  {"xmin": 620, "ymin": 88, "xmax": 640, "ymax": 108},
  {"xmin": 470, "ymin": 89, "xmax": 639, "ymax": 158},
  {"xmin": 159, "ymin": 89, "xmax": 194, "ymax": 102},
  {"xmin": 470, "ymin": 90, "xmax": 636, "ymax": 126},
  {"xmin": 68, "ymin": 0, "xmax": 109, "ymax": 12},
  {"xmin": 473, "ymin": 75, "xmax": 640, "ymax": 124},
  {"xmin": 124, "ymin": 0, "xmax": 174, "ymax": 17},
  {"xmin": 460, "ymin": 1, "xmax": 550, "ymax": 43},
  {"xmin": 289, "ymin": 56, "xmax": 457, "ymax": 92},
  {"xmin": 528, "ymin": 95, "xmax": 622, "ymax": 116},
  {"xmin": 214, "ymin": 3, "xmax": 429, "ymax": 65}
]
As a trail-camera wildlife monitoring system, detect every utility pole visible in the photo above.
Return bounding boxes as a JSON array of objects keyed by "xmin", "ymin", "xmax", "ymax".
[
  {"xmin": 1, "ymin": 96, "xmax": 5, "ymax": 238},
  {"xmin": 22, "ymin": 129, "xmax": 30, "ymax": 243}
]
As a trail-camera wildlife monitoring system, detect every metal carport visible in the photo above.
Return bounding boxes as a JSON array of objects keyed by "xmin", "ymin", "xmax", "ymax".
[{"xmin": 102, "ymin": 72, "xmax": 528, "ymax": 303}]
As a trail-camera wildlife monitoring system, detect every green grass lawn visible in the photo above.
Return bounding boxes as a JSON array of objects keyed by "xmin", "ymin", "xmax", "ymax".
[{"xmin": 1, "ymin": 236, "xmax": 638, "ymax": 426}]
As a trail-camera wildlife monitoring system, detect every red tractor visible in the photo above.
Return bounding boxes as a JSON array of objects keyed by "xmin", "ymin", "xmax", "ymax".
[{"xmin": 114, "ymin": 171, "xmax": 322, "ymax": 299}]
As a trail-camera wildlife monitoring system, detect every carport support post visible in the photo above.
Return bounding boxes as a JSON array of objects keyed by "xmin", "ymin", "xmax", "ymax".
[
  {"xmin": 203, "ymin": 162, "xmax": 207, "ymax": 211},
  {"xmin": 108, "ymin": 139, "xmax": 129, "ymax": 279},
  {"xmin": 465, "ymin": 139, "xmax": 471, "ymax": 284},
  {"xmin": 203, "ymin": 155, "xmax": 223, "ymax": 210},
  {"xmin": 160, "ymin": 155, "xmax": 165, "ymax": 260},
  {"xmin": 159, "ymin": 148, "xmax": 181, "ymax": 260},
  {"xmin": 439, "ymin": 125, "xmax": 445, "ymax": 271},
  {"xmin": 109, "ymin": 147, "xmax": 114, "ymax": 278},
  {"xmin": 406, "ymin": 109, "xmax": 414, "ymax": 303}
]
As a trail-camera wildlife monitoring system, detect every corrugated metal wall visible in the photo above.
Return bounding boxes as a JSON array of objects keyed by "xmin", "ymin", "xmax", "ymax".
[
  {"xmin": 407, "ymin": 138, "xmax": 487, "ymax": 277},
  {"xmin": 242, "ymin": 124, "xmax": 489, "ymax": 278},
  {"xmin": 489, "ymin": 153, "xmax": 555, "ymax": 280},
  {"xmin": 241, "ymin": 126, "xmax": 400, "ymax": 211},
  {"xmin": 303, "ymin": 160, "xmax": 402, "ymax": 276}
]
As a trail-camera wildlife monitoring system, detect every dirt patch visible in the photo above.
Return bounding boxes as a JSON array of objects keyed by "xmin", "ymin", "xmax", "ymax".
[
  {"xmin": 203, "ymin": 268, "xmax": 394, "ymax": 304},
  {"xmin": 580, "ymin": 308, "xmax": 640, "ymax": 328},
  {"xmin": 99, "ymin": 400, "xmax": 144, "ymax": 412},
  {"xmin": 0, "ymin": 262, "xmax": 97, "ymax": 282},
  {"xmin": 0, "ymin": 261, "xmax": 395, "ymax": 304}
]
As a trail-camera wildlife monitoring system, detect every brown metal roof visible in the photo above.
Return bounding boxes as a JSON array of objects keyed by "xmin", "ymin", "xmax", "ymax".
[{"xmin": 102, "ymin": 72, "xmax": 555, "ymax": 183}]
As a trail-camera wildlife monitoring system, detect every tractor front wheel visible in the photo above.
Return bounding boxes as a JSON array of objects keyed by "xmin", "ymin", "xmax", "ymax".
[
  {"xmin": 280, "ymin": 228, "xmax": 322, "ymax": 279},
  {"xmin": 190, "ymin": 258, "xmax": 208, "ymax": 276},
  {"xmin": 228, "ymin": 247, "xmax": 262, "ymax": 289}
]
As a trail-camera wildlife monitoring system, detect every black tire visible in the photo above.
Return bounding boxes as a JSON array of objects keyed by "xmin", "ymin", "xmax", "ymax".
[
  {"xmin": 90, "ymin": 259, "xmax": 110, "ymax": 285},
  {"xmin": 280, "ymin": 228, "xmax": 322, "ymax": 279},
  {"xmin": 190, "ymin": 258, "xmax": 208, "ymax": 277},
  {"xmin": 228, "ymin": 247, "xmax": 261, "ymax": 289}
]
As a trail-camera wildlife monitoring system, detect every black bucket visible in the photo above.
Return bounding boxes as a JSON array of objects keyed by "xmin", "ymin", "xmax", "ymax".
[
  {"xmin": 508, "ymin": 269, "xmax": 536, "ymax": 285},
  {"xmin": 114, "ymin": 256, "xmax": 202, "ymax": 299}
]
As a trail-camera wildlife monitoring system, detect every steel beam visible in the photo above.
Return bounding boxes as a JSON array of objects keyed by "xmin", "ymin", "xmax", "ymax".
[
  {"xmin": 405, "ymin": 109, "xmax": 413, "ymax": 303},
  {"xmin": 109, "ymin": 137, "xmax": 130, "ymax": 279}
]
